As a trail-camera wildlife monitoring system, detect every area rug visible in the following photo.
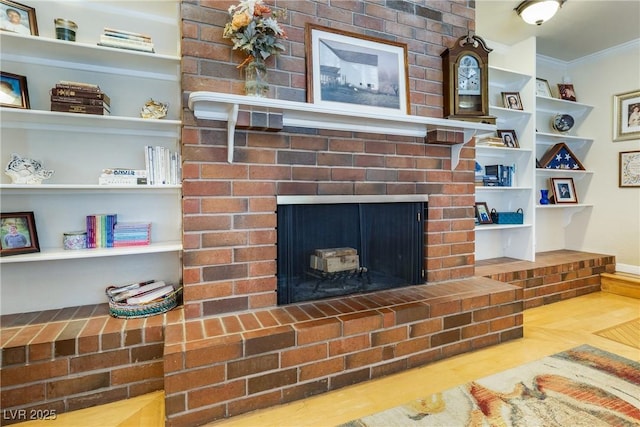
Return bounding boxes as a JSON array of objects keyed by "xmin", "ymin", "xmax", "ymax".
[
  {"xmin": 340, "ymin": 345, "xmax": 640, "ymax": 427},
  {"xmin": 595, "ymin": 318, "xmax": 640, "ymax": 349}
]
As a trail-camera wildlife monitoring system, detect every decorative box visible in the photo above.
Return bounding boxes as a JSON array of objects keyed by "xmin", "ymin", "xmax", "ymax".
[{"xmin": 490, "ymin": 208, "xmax": 524, "ymax": 224}]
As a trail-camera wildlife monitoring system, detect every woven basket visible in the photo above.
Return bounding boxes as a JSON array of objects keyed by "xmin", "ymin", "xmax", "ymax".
[{"xmin": 107, "ymin": 286, "xmax": 182, "ymax": 319}]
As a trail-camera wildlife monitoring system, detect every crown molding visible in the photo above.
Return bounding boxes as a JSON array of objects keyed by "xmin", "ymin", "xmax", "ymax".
[{"xmin": 538, "ymin": 38, "xmax": 640, "ymax": 67}]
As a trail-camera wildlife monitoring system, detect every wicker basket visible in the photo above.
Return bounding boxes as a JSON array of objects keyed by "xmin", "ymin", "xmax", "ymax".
[{"xmin": 106, "ymin": 286, "xmax": 182, "ymax": 319}]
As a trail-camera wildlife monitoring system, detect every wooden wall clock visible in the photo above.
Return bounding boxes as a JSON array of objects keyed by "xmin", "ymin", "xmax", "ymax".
[{"xmin": 441, "ymin": 33, "xmax": 496, "ymax": 124}]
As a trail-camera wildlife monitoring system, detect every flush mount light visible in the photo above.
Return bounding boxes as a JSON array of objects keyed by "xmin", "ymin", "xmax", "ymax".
[{"xmin": 515, "ymin": 0, "xmax": 565, "ymax": 25}]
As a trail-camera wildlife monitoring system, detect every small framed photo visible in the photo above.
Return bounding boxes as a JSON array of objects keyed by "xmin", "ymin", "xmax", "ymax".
[
  {"xmin": 0, "ymin": 0, "xmax": 38, "ymax": 36},
  {"xmin": 550, "ymin": 178, "xmax": 578, "ymax": 204},
  {"xmin": 0, "ymin": 211, "xmax": 40, "ymax": 256},
  {"xmin": 619, "ymin": 150, "xmax": 640, "ymax": 187},
  {"xmin": 475, "ymin": 202, "xmax": 492, "ymax": 224},
  {"xmin": 497, "ymin": 129, "xmax": 519, "ymax": 148},
  {"xmin": 536, "ymin": 78, "xmax": 553, "ymax": 97},
  {"xmin": 558, "ymin": 84, "xmax": 576, "ymax": 101},
  {"xmin": 0, "ymin": 71, "xmax": 30, "ymax": 109},
  {"xmin": 502, "ymin": 92, "xmax": 523, "ymax": 110},
  {"xmin": 613, "ymin": 89, "xmax": 640, "ymax": 142},
  {"xmin": 305, "ymin": 23, "xmax": 410, "ymax": 116}
]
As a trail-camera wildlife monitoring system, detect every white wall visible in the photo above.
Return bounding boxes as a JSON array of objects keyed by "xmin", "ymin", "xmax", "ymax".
[{"xmin": 564, "ymin": 40, "xmax": 640, "ymax": 273}]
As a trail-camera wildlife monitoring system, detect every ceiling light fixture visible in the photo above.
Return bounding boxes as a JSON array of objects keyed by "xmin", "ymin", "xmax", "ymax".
[{"xmin": 515, "ymin": 0, "xmax": 565, "ymax": 26}]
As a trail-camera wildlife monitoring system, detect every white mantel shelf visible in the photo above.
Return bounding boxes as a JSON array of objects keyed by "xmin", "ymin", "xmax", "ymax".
[{"xmin": 188, "ymin": 91, "xmax": 496, "ymax": 167}]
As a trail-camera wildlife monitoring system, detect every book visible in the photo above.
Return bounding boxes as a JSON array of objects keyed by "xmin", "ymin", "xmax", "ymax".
[
  {"xmin": 99, "ymin": 176, "xmax": 148, "ymax": 185},
  {"xmin": 55, "ymin": 81, "xmax": 102, "ymax": 93},
  {"xmin": 101, "ymin": 169, "xmax": 148, "ymax": 177},
  {"xmin": 103, "ymin": 30, "xmax": 153, "ymax": 43},
  {"xmin": 50, "ymin": 95, "xmax": 110, "ymax": 107},
  {"xmin": 126, "ymin": 284, "xmax": 174, "ymax": 305},
  {"xmin": 98, "ymin": 36, "xmax": 155, "ymax": 53},
  {"xmin": 104, "ymin": 27, "xmax": 153, "ymax": 40},
  {"xmin": 50, "ymin": 88, "xmax": 111, "ymax": 103},
  {"xmin": 51, "ymin": 102, "xmax": 110, "ymax": 116},
  {"xmin": 100, "ymin": 34, "xmax": 154, "ymax": 48}
]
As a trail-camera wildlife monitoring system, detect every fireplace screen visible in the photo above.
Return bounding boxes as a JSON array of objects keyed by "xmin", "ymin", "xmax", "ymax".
[{"xmin": 277, "ymin": 202, "xmax": 425, "ymax": 305}]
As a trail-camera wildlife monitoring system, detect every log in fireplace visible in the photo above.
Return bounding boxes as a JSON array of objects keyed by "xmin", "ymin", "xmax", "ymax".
[{"xmin": 276, "ymin": 195, "xmax": 426, "ymax": 304}]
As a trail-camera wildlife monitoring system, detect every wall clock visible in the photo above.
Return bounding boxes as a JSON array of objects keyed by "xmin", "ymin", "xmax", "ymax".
[{"xmin": 441, "ymin": 33, "xmax": 496, "ymax": 124}]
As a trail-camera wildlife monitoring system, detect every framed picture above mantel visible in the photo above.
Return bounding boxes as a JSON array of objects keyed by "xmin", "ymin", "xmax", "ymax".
[{"xmin": 304, "ymin": 23, "xmax": 410, "ymax": 116}]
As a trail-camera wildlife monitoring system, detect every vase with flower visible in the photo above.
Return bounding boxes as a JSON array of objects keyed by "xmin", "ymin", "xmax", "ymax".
[{"xmin": 223, "ymin": 0, "xmax": 287, "ymax": 97}]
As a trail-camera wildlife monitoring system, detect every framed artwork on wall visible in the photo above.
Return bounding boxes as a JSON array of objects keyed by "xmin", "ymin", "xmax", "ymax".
[
  {"xmin": 0, "ymin": 211, "xmax": 40, "ymax": 256},
  {"xmin": 305, "ymin": 23, "xmax": 410, "ymax": 116},
  {"xmin": 619, "ymin": 150, "xmax": 640, "ymax": 187},
  {"xmin": 613, "ymin": 89, "xmax": 640, "ymax": 142}
]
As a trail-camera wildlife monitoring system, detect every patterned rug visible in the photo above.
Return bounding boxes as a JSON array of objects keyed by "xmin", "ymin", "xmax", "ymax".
[{"xmin": 340, "ymin": 345, "xmax": 640, "ymax": 427}]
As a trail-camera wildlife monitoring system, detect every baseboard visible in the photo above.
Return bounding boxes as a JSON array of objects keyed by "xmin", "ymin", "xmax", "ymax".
[
  {"xmin": 615, "ymin": 263, "xmax": 640, "ymax": 276},
  {"xmin": 601, "ymin": 272, "xmax": 640, "ymax": 299}
]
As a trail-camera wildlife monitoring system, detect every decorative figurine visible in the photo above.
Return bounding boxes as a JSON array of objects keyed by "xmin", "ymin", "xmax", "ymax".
[
  {"xmin": 140, "ymin": 99, "xmax": 168, "ymax": 119},
  {"xmin": 4, "ymin": 153, "xmax": 54, "ymax": 184}
]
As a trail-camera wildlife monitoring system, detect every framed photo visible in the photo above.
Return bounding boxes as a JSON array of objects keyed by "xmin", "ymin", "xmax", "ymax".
[
  {"xmin": 475, "ymin": 202, "xmax": 492, "ymax": 224},
  {"xmin": 558, "ymin": 84, "xmax": 576, "ymax": 101},
  {"xmin": 550, "ymin": 178, "xmax": 578, "ymax": 204},
  {"xmin": 497, "ymin": 129, "xmax": 519, "ymax": 148},
  {"xmin": 502, "ymin": 92, "xmax": 523, "ymax": 110},
  {"xmin": 613, "ymin": 89, "xmax": 640, "ymax": 142},
  {"xmin": 0, "ymin": 71, "xmax": 29, "ymax": 109},
  {"xmin": 0, "ymin": 0, "xmax": 37, "ymax": 36},
  {"xmin": 535, "ymin": 78, "xmax": 552, "ymax": 97},
  {"xmin": 305, "ymin": 23, "xmax": 410, "ymax": 116},
  {"xmin": 0, "ymin": 211, "xmax": 39, "ymax": 256},
  {"xmin": 619, "ymin": 150, "xmax": 640, "ymax": 187}
]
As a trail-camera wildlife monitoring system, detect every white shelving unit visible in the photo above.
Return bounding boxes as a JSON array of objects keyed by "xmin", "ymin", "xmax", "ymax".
[
  {"xmin": 535, "ymin": 96, "xmax": 595, "ymax": 245},
  {"xmin": 0, "ymin": 1, "xmax": 182, "ymax": 314},
  {"xmin": 475, "ymin": 64, "xmax": 536, "ymax": 261}
]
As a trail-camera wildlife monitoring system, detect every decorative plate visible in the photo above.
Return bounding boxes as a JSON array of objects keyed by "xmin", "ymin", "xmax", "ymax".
[{"xmin": 551, "ymin": 113, "xmax": 575, "ymax": 133}]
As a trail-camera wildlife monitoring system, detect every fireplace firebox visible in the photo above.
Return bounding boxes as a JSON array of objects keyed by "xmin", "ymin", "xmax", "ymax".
[{"xmin": 277, "ymin": 196, "xmax": 426, "ymax": 305}]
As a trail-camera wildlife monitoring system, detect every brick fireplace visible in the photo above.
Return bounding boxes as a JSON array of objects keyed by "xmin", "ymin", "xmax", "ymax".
[{"xmin": 170, "ymin": 1, "xmax": 525, "ymax": 426}]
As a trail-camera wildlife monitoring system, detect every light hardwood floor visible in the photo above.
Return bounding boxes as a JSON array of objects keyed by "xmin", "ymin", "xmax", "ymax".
[{"xmin": 16, "ymin": 291, "xmax": 639, "ymax": 427}]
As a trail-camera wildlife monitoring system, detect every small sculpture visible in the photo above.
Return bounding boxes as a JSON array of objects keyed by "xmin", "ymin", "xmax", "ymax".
[
  {"xmin": 5, "ymin": 153, "xmax": 54, "ymax": 184},
  {"xmin": 140, "ymin": 99, "xmax": 168, "ymax": 119}
]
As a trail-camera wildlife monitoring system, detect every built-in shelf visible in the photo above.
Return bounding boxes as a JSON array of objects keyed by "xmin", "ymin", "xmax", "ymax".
[
  {"xmin": 488, "ymin": 66, "xmax": 532, "ymax": 89},
  {"xmin": 0, "ymin": 241, "xmax": 183, "ymax": 264},
  {"xmin": 0, "ymin": 108, "xmax": 181, "ymax": 137},
  {"xmin": 475, "ymin": 224, "xmax": 532, "ymax": 231},
  {"xmin": 1, "ymin": 184, "xmax": 180, "ymax": 194},
  {"xmin": 188, "ymin": 91, "xmax": 496, "ymax": 166},
  {"xmin": 536, "ymin": 203, "xmax": 594, "ymax": 226},
  {"xmin": 0, "ymin": 32, "xmax": 180, "ymax": 80},
  {"xmin": 476, "ymin": 186, "xmax": 532, "ymax": 191},
  {"xmin": 535, "ymin": 96, "xmax": 594, "ymax": 119}
]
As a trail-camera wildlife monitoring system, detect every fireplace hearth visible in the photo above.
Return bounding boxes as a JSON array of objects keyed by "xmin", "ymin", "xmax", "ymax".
[{"xmin": 277, "ymin": 196, "xmax": 426, "ymax": 304}]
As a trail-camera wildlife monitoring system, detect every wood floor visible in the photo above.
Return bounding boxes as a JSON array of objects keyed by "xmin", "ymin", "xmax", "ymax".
[{"xmin": 15, "ymin": 291, "xmax": 639, "ymax": 427}]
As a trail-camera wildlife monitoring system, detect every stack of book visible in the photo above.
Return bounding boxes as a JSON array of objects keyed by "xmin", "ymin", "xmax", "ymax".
[
  {"xmin": 484, "ymin": 164, "xmax": 516, "ymax": 187},
  {"xmin": 86, "ymin": 213, "xmax": 117, "ymax": 248},
  {"xmin": 50, "ymin": 81, "xmax": 111, "ymax": 116},
  {"xmin": 99, "ymin": 168, "xmax": 148, "ymax": 185},
  {"xmin": 98, "ymin": 27, "xmax": 155, "ymax": 53},
  {"xmin": 113, "ymin": 222, "xmax": 151, "ymax": 247},
  {"xmin": 145, "ymin": 145, "xmax": 181, "ymax": 185}
]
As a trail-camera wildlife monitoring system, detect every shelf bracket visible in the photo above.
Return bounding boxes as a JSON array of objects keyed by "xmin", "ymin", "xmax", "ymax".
[
  {"xmin": 450, "ymin": 129, "xmax": 477, "ymax": 170},
  {"xmin": 562, "ymin": 205, "xmax": 587, "ymax": 227},
  {"xmin": 227, "ymin": 103, "xmax": 239, "ymax": 163}
]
